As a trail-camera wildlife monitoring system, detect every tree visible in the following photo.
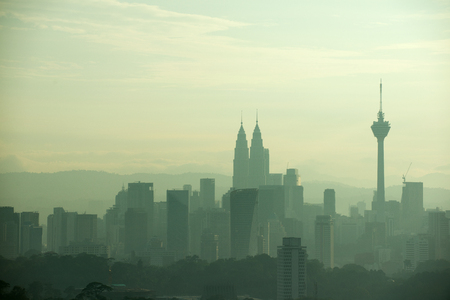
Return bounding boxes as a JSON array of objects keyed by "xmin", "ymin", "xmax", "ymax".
[{"xmin": 75, "ymin": 282, "xmax": 112, "ymax": 300}]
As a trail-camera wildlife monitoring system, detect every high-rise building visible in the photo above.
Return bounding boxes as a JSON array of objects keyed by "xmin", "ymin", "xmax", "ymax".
[
  {"xmin": 167, "ymin": 189, "xmax": 189, "ymax": 260},
  {"xmin": 404, "ymin": 235, "xmax": 429, "ymax": 271},
  {"xmin": 371, "ymin": 81, "xmax": 390, "ymax": 222},
  {"xmin": 258, "ymin": 185, "xmax": 285, "ymax": 226},
  {"xmin": 0, "ymin": 207, "xmax": 20, "ymax": 259},
  {"xmin": 230, "ymin": 189, "xmax": 258, "ymax": 259},
  {"xmin": 401, "ymin": 182, "xmax": 424, "ymax": 233},
  {"xmin": 323, "ymin": 189, "xmax": 336, "ymax": 218},
  {"xmin": 20, "ymin": 212, "xmax": 42, "ymax": 255},
  {"xmin": 277, "ymin": 237, "xmax": 307, "ymax": 300},
  {"xmin": 233, "ymin": 120, "xmax": 249, "ymax": 189},
  {"xmin": 428, "ymin": 211, "xmax": 450, "ymax": 260},
  {"xmin": 200, "ymin": 178, "xmax": 215, "ymax": 209},
  {"xmin": 124, "ymin": 208, "xmax": 148, "ymax": 254},
  {"xmin": 284, "ymin": 169, "xmax": 303, "ymax": 220},
  {"xmin": 76, "ymin": 214, "xmax": 97, "ymax": 243},
  {"xmin": 315, "ymin": 215, "xmax": 334, "ymax": 268},
  {"xmin": 248, "ymin": 119, "xmax": 267, "ymax": 188},
  {"xmin": 127, "ymin": 182, "xmax": 154, "ymax": 237}
]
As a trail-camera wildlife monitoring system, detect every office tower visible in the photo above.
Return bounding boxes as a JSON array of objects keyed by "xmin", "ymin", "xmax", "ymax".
[
  {"xmin": 230, "ymin": 189, "xmax": 258, "ymax": 259},
  {"xmin": 248, "ymin": 119, "xmax": 267, "ymax": 188},
  {"xmin": 47, "ymin": 207, "xmax": 68, "ymax": 252},
  {"xmin": 371, "ymin": 81, "xmax": 390, "ymax": 222},
  {"xmin": 167, "ymin": 190, "xmax": 189, "ymax": 260},
  {"xmin": 183, "ymin": 184, "xmax": 192, "ymax": 196},
  {"xmin": 323, "ymin": 189, "xmax": 336, "ymax": 218},
  {"xmin": 115, "ymin": 185, "xmax": 128, "ymax": 217},
  {"xmin": 0, "ymin": 207, "xmax": 20, "ymax": 259},
  {"xmin": 104, "ymin": 206, "xmax": 123, "ymax": 256},
  {"xmin": 233, "ymin": 120, "xmax": 249, "ymax": 189},
  {"xmin": 277, "ymin": 237, "xmax": 307, "ymax": 300},
  {"xmin": 188, "ymin": 190, "xmax": 201, "ymax": 213},
  {"xmin": 221, "ymin": 188, "xmax": 233, "ymax": 212},
  {"xmin": 153, "ymin": 201, "xmax": 167, "ymax": 246},
  {"xmin": 258, "ymin": 185, "xmax": 285, "ymax": 226},
  {"xmin": 428, "ymin": 211, "xmax": 450, "ymax": 260},
  {"xmin": 127, "ymin": 182, "xmax": 154, "ymax": 237},
  {"xmin": 404, "ymin": 235, "xmax": 429, "ymax": 271},
  {"xmin": 200, "ymin": 178, "xmax": 215, "ymax": 209},
  {"xmin": 284, "ymin": 169, "xmax": 303, "ymax": 220},
  {"xmin": 302, "ymin": 203, "xmax": 323, "ymax": 245},
  {"xmin": 401, "ymin": 182, "xmax": 424, "ymax": 233},
  {"xmin": 20, "ymin": 212, "xmax": 42, "ymax": 254},
  {"xmin": 315, "ymin": 215, "xmax": 334, "ymax": 268},
  {"xmin": 124, "ymin": 208, "xmax": 148, "ymax": 254},
  {"xmin": 76, "ymin": 214, "xmax": 97, "ymax": 243}
]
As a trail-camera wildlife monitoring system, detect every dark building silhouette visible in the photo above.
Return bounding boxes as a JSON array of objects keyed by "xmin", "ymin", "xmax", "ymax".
[
  {"xmin": 315, "ymin": 215, "xmax": 334, "ymax": 268},
  {"xmin": 167, "ymin": 189, "xmax": 189, "ymax": 260},
  {"xmin": 371, "ymin": 81, "xmax": 390, "ymax": 222},
  {"xmin": 284, "ymin": 169, "xmax": 304, "ymax": 220},
  {"xmin": 401, "ymin": 182, "xmax": 424, "ymax": 233},
  {"xmin": 0, "ymin": 207, "xmax": 20, "ymax": 258},
  {"xmin": 248, "ymin": 119, "xmax": 267, "ymax": 188},
  {"xmin": 230, "ymin": 189, "xmax": 258, "ymax": 259},
  {"xmin": 428, "ymin": 210, "xmax": 450, "ymax": 260},
  {"xmin": 76, "ymin": 214, "xmax": 97, "ymax": 243},
  {"xmin": 20, "ymin": 211, "xmax": 42, "ymax": 254},
  {"xmin": 124, "ymin": 208, "xmax": 148, "ymax": 254},
  {"xmin": 200, "ymin": 178, "xmax": 215, "ymax": 209},
  {"xmin": 233, "ymin": 120, "xmax": 249, "ymax": 189},
  {"xmin": 323, "ymin": 189, "xmax": 336, "ymax": 218},
  {"xmin": 201, "ymin": 230, "xmax": 219, "ymax": 262},
  {"xmin": 258, "ymin": 185, "xmax": 285, "ymax": 226},
  {"xmin": 277, "ymin": 237, "xmax": 307, "ymax": 300},
  {"xmin": 127, "ymin": 182, "xmax": 154, "ymax": 237}
]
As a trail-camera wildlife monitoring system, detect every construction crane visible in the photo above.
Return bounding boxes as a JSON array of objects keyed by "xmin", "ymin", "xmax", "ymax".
[{"xmin": 402, "ymin": 162, "xmax": 412, "ymax": 183}]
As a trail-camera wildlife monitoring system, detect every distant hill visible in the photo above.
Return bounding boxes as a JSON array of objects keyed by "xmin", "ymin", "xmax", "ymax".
[{"xmin": 0, "ymin": 171, "xmax": 448, "ymax": 223}]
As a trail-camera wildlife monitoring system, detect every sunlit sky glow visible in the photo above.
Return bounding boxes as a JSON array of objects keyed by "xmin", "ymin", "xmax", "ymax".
[{"xmin": 0, "ymin": 0, "xmax": 449, "ymax": 188}]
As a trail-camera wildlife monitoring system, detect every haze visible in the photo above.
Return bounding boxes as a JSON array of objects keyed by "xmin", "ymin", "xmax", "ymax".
[{"xmin": 0, "ymin": 0, "xmax": 449, "ymax": 189}]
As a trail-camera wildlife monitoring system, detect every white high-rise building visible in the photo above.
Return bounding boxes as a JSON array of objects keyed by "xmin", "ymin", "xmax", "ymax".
[{"xmin": 277, "ymin": 237, "xmax": 307, "ymax": 300}]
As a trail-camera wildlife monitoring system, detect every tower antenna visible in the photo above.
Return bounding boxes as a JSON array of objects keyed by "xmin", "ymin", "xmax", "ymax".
[
  {"xmin": 256, "ymin": 109, "xmax": 258, "ymax": 124},
  {"xmin": 380, "ymin": 78, "xmax": 382, "ymax": 112},
  {"xmin": 241, "ymin": 110, "xmax": 243, "ymax": 125}
]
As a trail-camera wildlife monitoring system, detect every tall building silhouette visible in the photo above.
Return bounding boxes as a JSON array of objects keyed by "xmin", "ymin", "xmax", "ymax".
[
  {"xmin": 284, "ymin": 169, "xmax": 304, "ymax": 220},
  {"xmin": 233, "ymin": 120, "xmax": 249, "ymax": 189},
  {"xmin": 277, "ymin": 237, "xmax": 307, "ymax": 300},
  {"xmin": 0, "ymin": 207, "xmax": 20, "ymax": 259},
  {"xmin": 230, "ymin": 188, "xmax": 258, "ymax": 259},
  {"xmin": 323, "ymin": 189, "xmax": 336, "ymax": 218},
  {"xmin": 401, "ymin": 182, "xmax": 423, "ymax": 233},
  {"xmin": 20, "ymin": 212, "xmax": 42, "ymax": 255},
  {"xmin": 371, "ymin": 80, "xmax": 390, "ymax": 222},
  {"xmin": 167, "ymin": 189, "xmax": 189, "ymax": 260},
  {"xmin": 315, "ymin": 215, "xmax": 334, "ymax": 268},
  {"xmin": 248, "ymin": 117, "xmax": 267, "ymax": 188},
  {"xmin": 200, "ymin": 178, "xmax": 215, "ymax": 209}
]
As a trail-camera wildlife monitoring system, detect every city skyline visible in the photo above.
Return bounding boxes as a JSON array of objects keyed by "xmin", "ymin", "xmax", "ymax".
[{"xmin": 0, "ymin": 0, "xmax": 449, "ymax": 190}]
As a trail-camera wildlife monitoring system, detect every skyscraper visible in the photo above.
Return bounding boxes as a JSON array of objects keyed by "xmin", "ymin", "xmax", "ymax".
[
  {"xmin": 20, "ymin": 212, "xmax": 42, "ymax": 255},
  {"xmin": 315, "ymin": 215, "xmax": 334, "ymax": 268},
  {"xmin": 200, "ymin": 178, "xmax": 215, "ymax": 209},
  {"xmin": 233, "ymin": 120, "xmax": 249, "ymax": 189},
  {"xmin": 323, "ymin": 189, "xmax": 336, "ymax": 218},
  {"xmin": 0, "ymin": 207, "xmax": 20, "ymax": 259},
  {"xmin": 277, "ymin": 237, "xmax": 307, "ymax": 300},
  {"xmin": 167, "ymin": 189, "xmax": 189, "ymax": 260},
  {"xmin": 230, "ymin": 188, "xmax": 258, "ymax": 259},
  {"xmin": 371, "ymin": 81, "xmax": 390, "ymax": 222},
  {"xmin": 248, "ymin": 118, "xmax": 266, "ymax": 188},
  {"xmin": 127, "ymin": 182, "xmax": 154, "ymax": 238},
  {"xmin": 284, "ymin": 169, "xmax": 304, "ymax": 220},
  {"xmin": 401, "ymin": 182, "xmax": 424, "ymax": 233}
]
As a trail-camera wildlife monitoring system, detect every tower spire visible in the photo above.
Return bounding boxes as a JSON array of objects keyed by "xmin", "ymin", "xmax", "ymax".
[
  {"xmin": 256, "ymin": 109, "xmax": 258, "ymax": 124},
  {"xmin": 380, "ymin": 78, "xmax": 382, "ymax": 112}
]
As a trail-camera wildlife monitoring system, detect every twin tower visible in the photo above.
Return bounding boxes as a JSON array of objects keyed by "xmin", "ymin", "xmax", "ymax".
[{"xmin": 233, "ymin": 118, "xmax": 270, "ymax": 189}]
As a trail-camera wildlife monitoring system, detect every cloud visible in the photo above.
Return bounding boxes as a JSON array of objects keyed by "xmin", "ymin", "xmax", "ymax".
[{"xmin": 377, "ymin": 39, "xmax": 450, "ymax": 54}]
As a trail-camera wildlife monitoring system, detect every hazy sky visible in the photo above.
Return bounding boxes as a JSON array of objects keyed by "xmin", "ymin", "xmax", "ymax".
[{"xmin": 1, "ymin": 0, "xmax": 449, "ymax": 188}]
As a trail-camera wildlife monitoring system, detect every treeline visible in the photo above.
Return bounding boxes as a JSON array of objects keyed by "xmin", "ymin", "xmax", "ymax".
[{"xmin": 1, "ymin": 253, "xmax": 449, "ymax": 300}]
